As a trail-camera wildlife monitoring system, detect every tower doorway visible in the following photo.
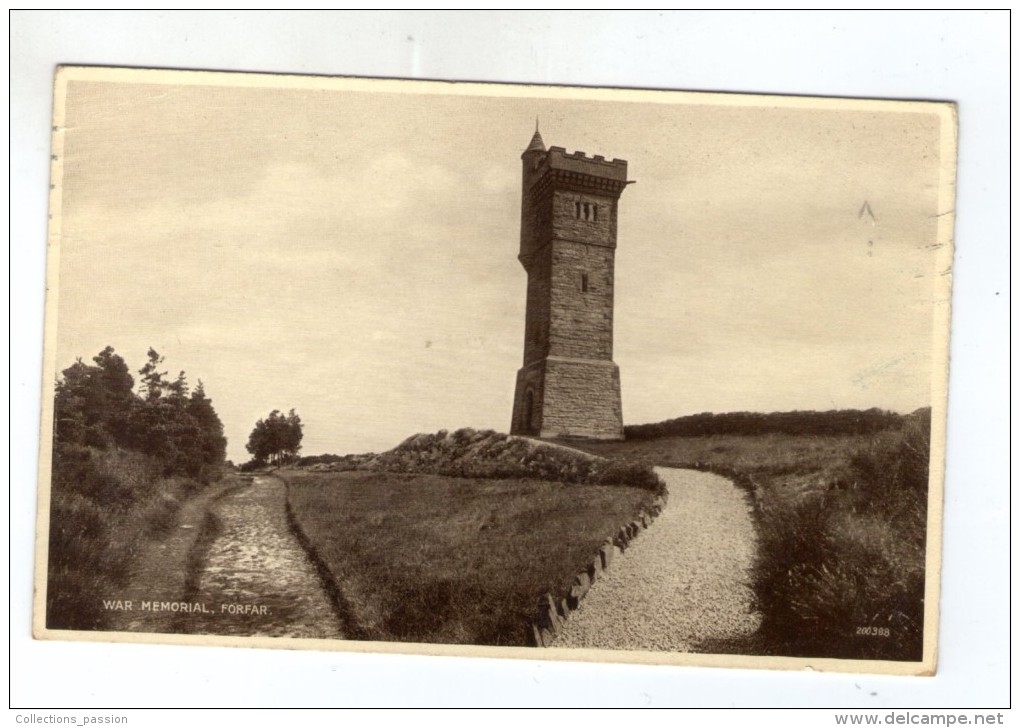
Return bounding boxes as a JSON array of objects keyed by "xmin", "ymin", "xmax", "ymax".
[{"xmin": 523, "ymin": 389, "xmax": 535, "ymax": 433}]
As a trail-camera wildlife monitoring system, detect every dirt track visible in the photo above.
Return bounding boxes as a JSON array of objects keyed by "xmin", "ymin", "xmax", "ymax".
[{"xmin": 178, "ymin": 475, "xmax": 344, "ymax": 638}]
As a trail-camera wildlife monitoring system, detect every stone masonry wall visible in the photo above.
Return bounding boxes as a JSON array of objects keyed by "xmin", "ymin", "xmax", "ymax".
[
  {"xmin": 522, "ymin": 247, "xmax": 551, "ymax": 365},
  {"xmin": 548, "ymin": 240, "xmax": 615, "ymax": 361},
  {"xmin": 551, "ymin": 189, "xmax": 616, "ymax": 248},
  {"xmin": 540, "ymin": 358, "xmax": 622, "ymax": 439}
]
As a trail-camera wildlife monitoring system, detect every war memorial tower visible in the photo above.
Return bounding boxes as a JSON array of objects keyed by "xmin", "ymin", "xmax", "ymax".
[{"xmin": 510, "ymin": 127, "xmax": 629, "ymax": 440}]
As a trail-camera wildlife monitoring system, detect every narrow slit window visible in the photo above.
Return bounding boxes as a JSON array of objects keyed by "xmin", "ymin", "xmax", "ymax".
[
  {"xmin": 592, "ymin": 205, "xmax": 598, "ymax": 222},
  {"xmin": 581, "ymin": 273, "xmax": 589, "ymax": 293},
  {"xmin": 575, "ymin": 201, "xmax": 581, "ymax": 219}
]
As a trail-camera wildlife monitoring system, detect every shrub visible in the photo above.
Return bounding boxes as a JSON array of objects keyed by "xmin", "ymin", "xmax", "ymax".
[
  {"xmin": 846, "ymin": 410, "xmax": 930, "ymax": 521},
  {"xmin": 296, "ymin": 453, "xmax": 346, "ymax": 467},
  {"xmin": 46, "ymin": 446, "xmax": 202, "ymax": 630},
  {"xmin": 625, "ymin": 408, "xmax": 906, "ymax": 440},
  {"xmin": 589, "ymin": 459, "xmax": 664, "ymax": 490},
  {"xmin": 751, "ymin": 411, "xmax": 930, "ymax": 660},
  {"xmin": 144, "ymin": 492, "xmax": 183, "ymax": 536}
]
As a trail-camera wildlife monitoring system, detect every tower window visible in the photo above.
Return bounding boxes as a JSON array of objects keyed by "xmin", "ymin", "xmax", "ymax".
[
  {"xmin": 580, "ymin": 273, "xmax": 589, "ymax": 293},
  {"xmin": 574, "ymin": 201, "xmax": 599, "ymax": 221}
]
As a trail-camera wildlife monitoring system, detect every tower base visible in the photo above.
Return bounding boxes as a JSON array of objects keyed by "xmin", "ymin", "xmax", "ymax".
[{"xmin": 511, "ymin": 356, "xmax": 623, "ymax": 440}]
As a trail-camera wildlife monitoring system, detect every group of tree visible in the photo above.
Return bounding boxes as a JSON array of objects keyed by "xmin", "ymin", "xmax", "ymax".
[
  {"xmin": 624, "ymin": 408, "xmax": 908, "ymax": 440},
  {"xmin": 53, "ymin": 346, "xmax": 227, "ymax": 481},
  {"xmin": 244, "ymin": 409, "xmax": 303, "ymax": 467},
  {"xmin": 48, "ymin": 346, "xmax": 229, "ymax": 631}
]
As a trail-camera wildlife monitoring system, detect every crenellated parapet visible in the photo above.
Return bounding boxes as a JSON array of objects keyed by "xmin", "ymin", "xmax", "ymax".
[{"xmin": 527, "ymin": 147, "xmax": 629, "ymax": 198}]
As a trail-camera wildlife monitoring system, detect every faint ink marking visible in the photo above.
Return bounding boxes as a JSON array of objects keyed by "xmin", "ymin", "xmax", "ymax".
[
  {"xmin": 851, "ymin": 353, "xmax": 918, "ymax": 390},
  {"xmin": 858, "ymin": 200, "xmax": 876, "ymax": 222}
]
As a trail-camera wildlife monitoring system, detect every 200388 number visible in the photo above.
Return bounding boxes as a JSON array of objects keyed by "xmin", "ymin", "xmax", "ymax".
[{"xmin": 856, "ymin": 626, "xmax": 891, "ymax": 637}]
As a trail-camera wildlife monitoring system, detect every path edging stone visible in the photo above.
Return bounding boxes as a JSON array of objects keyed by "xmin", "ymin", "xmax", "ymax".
[{"xmin": 530, "ymin": 487, "xmax": 670, "ymax": 647}]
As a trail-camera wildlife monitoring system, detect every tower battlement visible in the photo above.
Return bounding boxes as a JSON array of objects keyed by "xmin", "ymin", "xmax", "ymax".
[
  {"xmin": 545, "ymin": 147, "xmax": 628, "ymax": 177},
  {"xmin": 522, "ymin": 146, "xmax": 629, "ymax": 201}
]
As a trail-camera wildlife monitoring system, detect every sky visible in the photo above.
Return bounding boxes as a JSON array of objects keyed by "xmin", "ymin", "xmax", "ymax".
[{"xmin": 50, "ymin": 69, "xmax": 954, "ymax": 462}]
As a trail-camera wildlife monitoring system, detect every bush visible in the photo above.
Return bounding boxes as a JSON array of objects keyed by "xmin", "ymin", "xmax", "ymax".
[
  {"xmin": 846, "ymin": 410, "xmax": 930, "ymax": 519},
  {"xmin": 751, "ymin": 411, "xmax": 930, "ymax": 660},
  {"xmin": 47, "ymin": 489, "xmax": 124, "ymax": 630},
  {"xmin": 625, "ymin": 408, "xmax": 906, "ymax": 440},
  {"xmin": 46, "ymin": 446, "xmax": 201, "ymax": 630},
  {"xmin": 144, "ymin": 491, "xmax": 183, "ymax": 536},
  {"xmin": 588, "ymin": 459, "xmax": 664, "ymax": 490},
  {"xmin": 295, "ymin": 453, "xmax": 345, "ymax": 467}
]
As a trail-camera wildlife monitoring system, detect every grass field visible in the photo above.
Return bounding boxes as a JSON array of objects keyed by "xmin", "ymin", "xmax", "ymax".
[
  {"xmin": 561, "ymin": 432, "xmax": 861, "ymax": 486},
  {"xmin": 560, "ymin": 415, "xmax": 930, "ymax": 661},
  {"xmin": 281, "ymin": 469, "xmax": 654, "ymax": 646}
]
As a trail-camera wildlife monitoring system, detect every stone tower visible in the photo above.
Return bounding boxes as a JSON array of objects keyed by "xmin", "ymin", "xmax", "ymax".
[{"xmin": 510, "ymin": 127, "xmax": 629, "ymax": 440}]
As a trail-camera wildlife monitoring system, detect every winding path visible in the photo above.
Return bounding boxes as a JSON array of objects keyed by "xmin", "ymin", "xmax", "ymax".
[
  {"xmin": 557, "ymin": 467, "xmax": 760, "ymax": 651},
  {"xmin": 180, "ymin": 475, "xmax": 344, "ymax": 639}
]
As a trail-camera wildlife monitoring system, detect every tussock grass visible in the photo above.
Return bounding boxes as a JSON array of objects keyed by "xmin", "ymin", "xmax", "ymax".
[
  {"xmin": 283, "ymin": 470, "xmax": 654, "ymax": 646},
  {"xmin": 46, "ymin": 446, "xmax": 206, "ymax": 630},
  {"xmin": 566, "ymin": 410, "xmax": 931, "ymax": 661}
]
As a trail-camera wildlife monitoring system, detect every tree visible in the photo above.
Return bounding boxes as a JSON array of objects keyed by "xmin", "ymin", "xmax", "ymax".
[
  {"xmin": 138, "ymin": 347, "xmax": 169, "ymax": 401},
  {"xmin": 53, "ymin": 345, "xmax": 229, "ymax": 482},
  {"xmin": 246, "ymin": 409, "xmax": 303, "ymax": 466},
  {"xmin": 53, "ymin": 347, "xmax": 136, "ymax": 449},
  {"xmin": 53, "ymin": 358, "xmax": 102, "ymax": 448},
  {"xmin": 92, "ymin": 346, "xmax": 136, "ymax": 446},
  {"xmin": 188, "ymin": 380, "xmax": 228, "ymax": 474}
]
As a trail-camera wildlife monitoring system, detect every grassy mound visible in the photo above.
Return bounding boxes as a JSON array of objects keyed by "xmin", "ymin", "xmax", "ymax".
[{"xmin": 305, "ymin": 428, "xmax": 663, "ymax": 493}]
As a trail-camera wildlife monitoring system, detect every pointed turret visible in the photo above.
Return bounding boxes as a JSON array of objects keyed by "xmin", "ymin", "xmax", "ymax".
[{"xmin": 525, "ymin": 127, "xmax": 546, "ymax": 153}]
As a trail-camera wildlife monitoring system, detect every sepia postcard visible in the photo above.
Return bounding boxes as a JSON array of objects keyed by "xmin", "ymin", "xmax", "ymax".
[{"xmin": 34, "ymin": 66, "xmax": 956, "ymax": 676}]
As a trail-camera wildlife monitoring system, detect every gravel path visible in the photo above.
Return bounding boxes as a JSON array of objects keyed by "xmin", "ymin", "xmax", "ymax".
[
  {"xmin": 180, "ymin": 476, "xmax": 345, "ymax": 639},
  {"xmin": 556, "ymin": 467, "xmax": 760, "ymax": 652}
]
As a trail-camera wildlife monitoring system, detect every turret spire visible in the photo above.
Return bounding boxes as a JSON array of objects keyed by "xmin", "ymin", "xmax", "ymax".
[{"xmin": 525, "ymin": 121, "xmax": 546, "ymax": 153}]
